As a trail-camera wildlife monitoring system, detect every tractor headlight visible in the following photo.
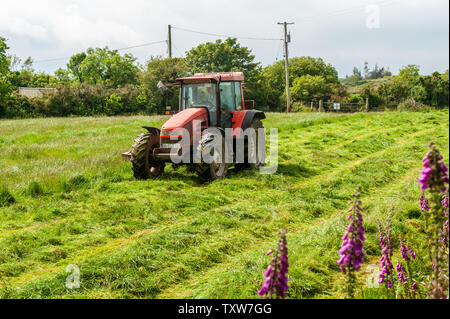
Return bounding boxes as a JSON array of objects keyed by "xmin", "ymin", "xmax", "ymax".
[{"xmin": 160, "ymin": 130, "xmax": 171, "ymax": 136}]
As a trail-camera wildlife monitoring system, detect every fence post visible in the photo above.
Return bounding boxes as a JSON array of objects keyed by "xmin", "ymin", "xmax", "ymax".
[
  {"xmin": 365, "ymin": 98, "xmax": 369, "ymax": 112},
  {"xmin": 319, "ymin": 100, "xmax": 324, "ymax": 112}
]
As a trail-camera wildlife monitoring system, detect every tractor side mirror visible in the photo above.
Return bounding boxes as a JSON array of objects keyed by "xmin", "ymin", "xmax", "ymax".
[
  {"xmin": 244, "ymin": 100, "xmax": 255, "ymax": 110},
  {"xmin": 157, "ymin": 81, "xmax": 168, "ymax": 95}
]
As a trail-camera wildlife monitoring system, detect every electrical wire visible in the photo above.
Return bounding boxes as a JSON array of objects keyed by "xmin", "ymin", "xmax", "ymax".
[
  {"xmin": 32, "ymin": 1, "xmax": 398, "ymax": 65},
  {"xmin": 171, "ymin": 26, "xmax": 282, "ymax": 41},
  {"xmin": 34, "ymin": 40, "xmax": 167, "ymax": 64}
]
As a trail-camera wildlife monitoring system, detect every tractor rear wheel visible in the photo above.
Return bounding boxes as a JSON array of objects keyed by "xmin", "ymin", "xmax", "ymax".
[
  {"xmin": 249, "ymin": 118, "xmax": 264, "ymax": 169},
  {"xmin": 130, "ymin": 132, "xmax": 165, "ymax": 180},
  {"xmin": 235, "ymin": 118, "xmax": 265, "ymax": 170}
]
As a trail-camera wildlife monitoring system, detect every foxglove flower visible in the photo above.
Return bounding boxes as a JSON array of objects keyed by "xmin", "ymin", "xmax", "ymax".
[
  {"xmin": 338, "ymin": 187, "xmax": 365, "ymax": 298},
  {"xmin": 258, "ymin": 228, "xmax": 289, "ymax": 299},
  {"xmin": 407, "ymin": 243, "xmax": 416, "ymax": 260},
  {"xmin": 420, "ymin": 191, "xmax": 430, "ymax": 212},
  {"xmin": 378, "ymin": 220, "xmax": 394, "ymax": 289},
  {"xmin": 419, "ymin": 147, "xmax": 449, "ymax": 193},
  {"xmin": 400, "ymin": 240, "xmax": 410, "ymax": 262},
  {"xmin": 442, "ymin": 194, "xmax": 449, "ymax": 211},
  {"xmin": 396, "ymin": 262, "xmax": 408, "ymax": 283},
  {"xmin": 412, "ymin": 282, "xmax": 418, "ymax": 293},
  {"xmin": 419, "ymin": 143, "xmax": 449, "ymax": 299}
]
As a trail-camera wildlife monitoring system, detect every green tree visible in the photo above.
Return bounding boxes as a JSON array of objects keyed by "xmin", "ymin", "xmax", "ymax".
[
  {"xmin": 185, "ymin": 38, "xmax": 261, "ymax": 81},
  {"xmin": 0, "ymin": 37, "xmax": 12, "ymax": 113},
  {"xmin": 185, "ymin": 38, "xmax": 265, "ymax": 105},
  {"xmin": 290, "ymin": 75, "xmax": 328, "ymax": 102},
  {"xmin": 54, "ymin": 68, "xmax": 70, "ymax": 83},
  {"xmin": 68, "ymin": 48, "xmax": 138, "ymax": 87},
  {"xmin": 398, "ymin": 65, "xmax": 420, "ymax": 90},
  {"xmin": 417, "ymin": 71, "xmax": 449, "ymax": 107},
  {"xmin": 67, "ymin": 52, "xmax": 87, "ymax": 82},
  {"xmin": 261, "ymin": 56, "xmax": 339, "ymax": 109},
  {"xmin": 140, "ymin": 57, "xmax": 189, "ymax": 114}
]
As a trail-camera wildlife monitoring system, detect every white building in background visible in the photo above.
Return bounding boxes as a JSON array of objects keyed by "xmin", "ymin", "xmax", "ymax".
[{"xmin": 18, "ymin": 87, "xmax": 57, "ymax": 99}]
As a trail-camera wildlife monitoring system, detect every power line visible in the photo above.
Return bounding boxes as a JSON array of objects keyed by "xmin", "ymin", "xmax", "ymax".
[
  {"xmin": 171, "ymin": 26, "xmax": 282, "ymax": 41},
  {"xmin": 115, "ymin": 40, "xmax": 167, "ymax": 51},
  {"xmin": 172, "ymin": 42, "xmax": 184, "ymax": 58},
  {"xmin": 33, "ymin": 40, "xmax": 166, "ymax": 64}
]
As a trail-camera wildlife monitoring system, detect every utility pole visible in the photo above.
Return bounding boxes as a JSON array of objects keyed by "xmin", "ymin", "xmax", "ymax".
[
  {"xmin": 277, "ymin": 21, "xmax": 294, "ymax": 113},
  {"xmin": 168, "ymin": 24, "xmax": 172, "ymax": 58}
]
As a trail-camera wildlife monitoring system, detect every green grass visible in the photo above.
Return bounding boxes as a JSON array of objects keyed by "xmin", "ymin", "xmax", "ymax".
[{"xmin": 0, "ymin": 110, "xmax": 448, "ymax": 299}]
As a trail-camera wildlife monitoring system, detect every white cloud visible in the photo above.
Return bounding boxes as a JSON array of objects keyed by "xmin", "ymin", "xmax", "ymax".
[{"xmin": 0, "ymin": 0, "xmax": 448, "ymax": 76}]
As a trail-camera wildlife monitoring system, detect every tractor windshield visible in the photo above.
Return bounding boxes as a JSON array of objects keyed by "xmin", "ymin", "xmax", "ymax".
[
  {"xmin": 181, "ymin": 83, "xmax": 218, "ymax": 125},
  {"xmin": 181, "ymin": 83, "xmax": 217, "ymax": 109}
]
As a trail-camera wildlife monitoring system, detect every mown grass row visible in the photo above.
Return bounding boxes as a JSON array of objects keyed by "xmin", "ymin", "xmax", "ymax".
[{"xmin": 0, "ymin": 110, "xmax": 447, "ymax": 298}]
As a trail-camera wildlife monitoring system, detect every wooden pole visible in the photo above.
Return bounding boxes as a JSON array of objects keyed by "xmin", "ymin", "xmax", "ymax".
[
  {"xmin": 277, "ymin": 22, "xmax": 294, "ymax": 113},
  {"xmin": 168, "ymin": 24, "xmax": 172, "ymax": 58},
  {"xmin": 319, "ymin": 99, "xmax": 324, "ymax": 112}
]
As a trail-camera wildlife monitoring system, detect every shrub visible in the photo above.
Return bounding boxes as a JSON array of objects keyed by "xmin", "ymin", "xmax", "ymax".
[
  {"xmin": 291, "ymin": 102, "xmax": 313, "ymax": 113},
  {"xmin": 104, "ymin": 93, "xmax": 123, "ymax": 115},
  {"xmin": 0, "ymin": 94, "xmax": 35, "ymax": 119},
  {"xmin": 1, "ymin": 83, "xmax": 157, "ymax": 118},
  {"xmin": 347, "ymin": 94, "xmax": 364, "ymax": 104},
  {"xmin": 397, "ymin": 98, "xmax": 430, "ymax": 112}
]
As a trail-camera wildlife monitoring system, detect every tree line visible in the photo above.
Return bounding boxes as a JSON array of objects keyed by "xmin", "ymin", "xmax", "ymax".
[{"xmin": 0, "ymin": 36, "xmax": 448, "ymax": 118}]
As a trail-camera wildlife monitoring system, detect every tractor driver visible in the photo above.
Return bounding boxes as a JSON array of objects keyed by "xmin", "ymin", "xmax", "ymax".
[
  {"xmin": 203, "ymin": 85, "xmax": 216, "ymax": 106},
  {"xmin": 202, "ymin": 85, "xmax": 217, "ymax": 126}
]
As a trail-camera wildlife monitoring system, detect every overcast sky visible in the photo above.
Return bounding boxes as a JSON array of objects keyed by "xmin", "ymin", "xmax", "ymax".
[{"xmin": 1, "ymin": 0, "xmax": 448, "ymax": 77}]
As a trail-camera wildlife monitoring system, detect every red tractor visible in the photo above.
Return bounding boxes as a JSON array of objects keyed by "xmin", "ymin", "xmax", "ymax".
[{"xmin": 122, "ymin": 72, "xmax": 266, "ymax": 181}]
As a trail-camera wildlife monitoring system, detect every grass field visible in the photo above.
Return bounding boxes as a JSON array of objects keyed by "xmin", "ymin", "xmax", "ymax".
[{"xmin": 0, "ymin": 110, "xmax": 448, "ymax": 299}]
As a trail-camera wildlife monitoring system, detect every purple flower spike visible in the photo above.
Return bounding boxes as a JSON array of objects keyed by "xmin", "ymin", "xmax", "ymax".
[
  {"xmin": 258, "ymin": 228, "xmax": 289, "ymax": 299},
  {"xmin": 419, "ymin": 143, "xmax": 449, "ymax": 299},
  {"xmin": 400, "ymin": 240, "xmax": 410, "ymax": 262},
  {"xmin": 442, "ymin": 194, "xmax": 449, "ymax": 211},
  {"xmin": 396, "ymin": 262, "xmax": 408, "ymax": 283},
  {"xmin": 378, "ymin": 219, "xmax": 394, "ymax": 289},
  {"xmin": 419, "ymin": 144, "xmax": 449, "ymax": 193},
  {"xmin": 420, "ymin": 191, "xmax": 430, "ymax": 212},
  {"xmin": 338, "ymin": 187, "xmax": 365, "ymax": 298},
  {"xmin": 407, "ymin": 243, "xmax": 416, "ymax": 260}
]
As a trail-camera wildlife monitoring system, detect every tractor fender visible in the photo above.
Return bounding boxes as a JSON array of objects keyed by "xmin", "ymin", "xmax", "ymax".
[
  {"xmin": 142, "ymin": 126, "xmax": 160, "ymax": 136},
  {"xmin": 240, "ymin": 110, "xmax": 266, "ymax": 131}
]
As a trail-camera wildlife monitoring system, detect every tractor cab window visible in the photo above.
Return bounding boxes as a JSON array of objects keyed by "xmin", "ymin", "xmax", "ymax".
[
  {"xmin": 219, "ymin": 82, "xmax": 241, "ymax": 128},
  {"xmin": 234, "ymin": 82, "xmax": 243, "ymax": 110},
  {"xmin": 181, "ymin": 83, "xmax": 218, "ymax": 126},
  {"xmin": 219, "ymin": 82, "xmax": 236, "ymax": 112}
]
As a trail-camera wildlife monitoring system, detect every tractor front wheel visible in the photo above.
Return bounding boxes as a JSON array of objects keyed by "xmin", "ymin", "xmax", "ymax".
[
  {"xmin": 196, "ymin": 133, "xmax": 228, "ymax": 182},
  {"xmin": 130, "ymin": 132, "xmax": 165, "ymax": 180}
]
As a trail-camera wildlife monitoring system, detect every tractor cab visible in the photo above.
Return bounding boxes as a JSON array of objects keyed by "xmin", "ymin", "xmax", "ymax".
[{"xmin": 176, "ymin": 72, "xmax": 245, "ymax": 128}]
